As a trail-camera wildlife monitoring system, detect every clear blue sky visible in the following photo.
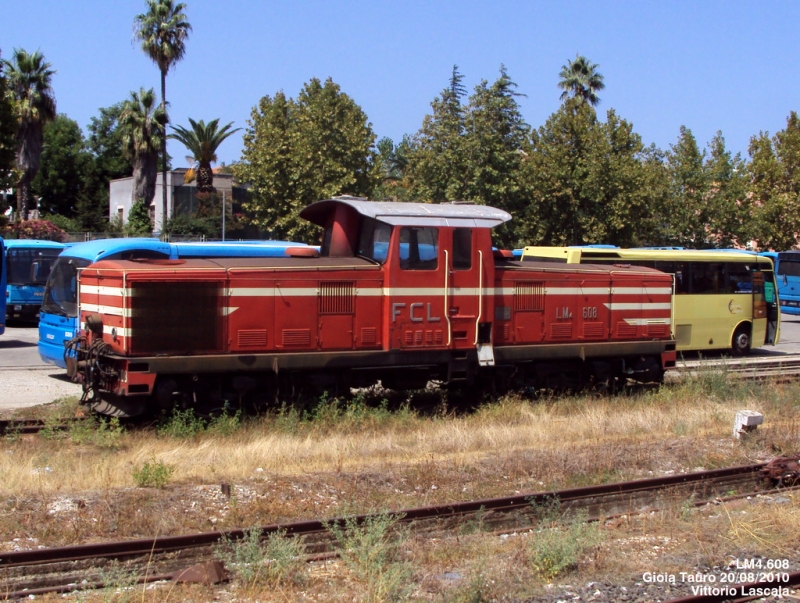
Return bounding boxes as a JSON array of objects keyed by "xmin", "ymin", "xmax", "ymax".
[{"xmin": 3, "ymin": 1, "xmax": 799, "ymax": 168}]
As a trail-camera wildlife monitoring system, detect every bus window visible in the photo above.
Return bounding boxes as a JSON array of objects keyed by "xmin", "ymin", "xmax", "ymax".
[{"xmin": 725, "ymin": 262, "xmax": 755, "ymax": 294}]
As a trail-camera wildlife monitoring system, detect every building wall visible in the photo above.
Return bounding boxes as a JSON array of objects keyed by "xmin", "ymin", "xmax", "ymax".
[{"xmin": 109, "ymin": 170, "xmax": 236, "ymax": 234}]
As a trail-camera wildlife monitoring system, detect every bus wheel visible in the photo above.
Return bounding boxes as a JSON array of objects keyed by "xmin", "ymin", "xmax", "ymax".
[{"xmin": 731, "ymin": 324, "xmax": 751, "ymax": 356}]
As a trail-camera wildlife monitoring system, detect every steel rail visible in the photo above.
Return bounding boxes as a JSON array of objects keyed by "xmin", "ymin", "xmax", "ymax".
[{"xmin": 0, "ymin": 463, "xmax": 765, "ymax": 568}]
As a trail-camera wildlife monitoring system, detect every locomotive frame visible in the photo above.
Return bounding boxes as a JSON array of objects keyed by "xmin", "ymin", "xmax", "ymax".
[{"xmin": 72, "ymin": 197, "xmax": 677, "ymax": 417}]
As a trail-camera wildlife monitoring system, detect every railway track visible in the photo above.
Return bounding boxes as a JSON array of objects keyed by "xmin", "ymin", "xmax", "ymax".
[
  {"xmin": 0, "ymin": 462, "xmax": 792, "ymax": 599},
  {"xmin": 0, "ymin": 418, "xmax": 79, "ymax": 436},
  {"xmin": 674, "ymin": 352, "xmax": 800, "ymax": 380}
]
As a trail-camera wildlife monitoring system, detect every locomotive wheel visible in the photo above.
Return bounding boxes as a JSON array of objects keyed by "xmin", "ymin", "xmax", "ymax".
[{"xmin": 731, "ymin": 324, "xmax": 751, "ymax": 356}]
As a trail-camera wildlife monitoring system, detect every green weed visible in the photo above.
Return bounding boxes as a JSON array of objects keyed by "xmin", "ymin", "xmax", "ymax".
[
  {"xmin": 69, "ymin": 416, "xmax": 123, "ymax": 448},
  {"xmin": 326, "ymin": 511, "xmax": 412, "ymax": 602},
  {"xmin": 131, "ymin": 457, "xmax": 174, "ymax": 489},
  {"xmin": 214, "ymin": 527, "xmax": 307, "ymax": 588},
  {"xmin": 527, "ymin": 510, "xmax": 603, "ymax": 581}
]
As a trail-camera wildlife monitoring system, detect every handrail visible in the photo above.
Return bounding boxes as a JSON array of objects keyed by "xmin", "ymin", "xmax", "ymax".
[
  {"xmin": 474, "ymin": 250, "xmax": 483, "ymax": 345},
  {"xmin": 444, "ymin": 250, "xmax": 451, "ymax": 346}
]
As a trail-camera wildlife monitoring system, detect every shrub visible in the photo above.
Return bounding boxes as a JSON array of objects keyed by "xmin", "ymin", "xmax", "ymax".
[
  {"xmin": 157, "ymin": 408, "xmax": 207, "ymax": 438},
  {"xmin": 527, "ymin": 510, "xmax": 603, "ymax": 581},
  {"xmin": 2, "ymin": 219, "xmax": 67, "ymax": 241},
  {"xmin": 327, "ymin": 512, "xmax": 412, "ymax": 602},
  {"xmin": 69, "ymin": 416, "xmax": 124, "ymax": 448},
  {"xmin": 132, "ymin": 457, "xmax": 174, "ymax": 488},
  {"xmin": 215, "ymin": 527, "xmax": 307, "ymax": 588}
]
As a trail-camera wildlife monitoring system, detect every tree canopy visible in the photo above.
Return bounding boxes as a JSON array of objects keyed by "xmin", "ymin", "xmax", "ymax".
[{"xmin": 235, "ymin": 78, "xmax": 377, "ymax": 242}]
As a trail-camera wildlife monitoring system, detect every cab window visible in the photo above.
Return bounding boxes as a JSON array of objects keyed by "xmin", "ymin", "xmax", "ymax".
[
  {"xmin": 399, "ymin": 227, "xmax": 438, "ymax": 270},
  {"xmin": 453, "ymin": 228, "xmax": 472, "ymax": 270},
  {"xmin": 357, "ymin": 217, "xmax": 392, "ymax": 263}
]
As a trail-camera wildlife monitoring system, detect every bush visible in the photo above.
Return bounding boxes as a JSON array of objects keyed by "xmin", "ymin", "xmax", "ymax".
[
  {"xmin": 132, "ymin": 457, "xmax": 174, "ymax": 488},
  {"xmin": 2, "ymin": 219, "xmax": 67, "ymax": 241},
  {"xmin": 215, "ymin": 527, "xmax": 307, "ymax": 588},
  {"xmin": 126, "ymin": 200, "xmax": 152, "ymax": 236},
  {"xmin": 327, "ymin": 512, "xmax": 411, "ymax": 602},
  {"xmin": 527, "ymin": 510, "xmax": 603, "ymax": 581},
  {"xmin": 157, "ymin": 408, "xmax": 207, "ymax": 438}
]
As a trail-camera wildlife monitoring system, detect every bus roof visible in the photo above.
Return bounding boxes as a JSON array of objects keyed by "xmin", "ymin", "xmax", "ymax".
[
  {"xmin": 55, "ymin": 238, "xmax": 311, "ymax": 261},
  {"xmin": 173, "ymin": 241, "xmax": 310, "ymax": 258},
  {"xmin": 3, "ymin": 239, "xmax": 66, "ymax": 250},
  {"xmin": 55, "ymin": 238, "xmax": 169, "ymax": 261},
  {"xmin": 522, "ymin": 246, "xmax": 776, "ymax": 265}
]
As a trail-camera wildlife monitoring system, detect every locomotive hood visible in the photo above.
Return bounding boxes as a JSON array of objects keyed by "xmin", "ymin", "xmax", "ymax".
[{"xmin": 301, "ymin": 196, "xmax": 512, "ymax": 228}]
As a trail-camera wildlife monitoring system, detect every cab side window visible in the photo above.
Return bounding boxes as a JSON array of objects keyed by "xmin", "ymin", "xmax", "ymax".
[
  {"xmin": 452, "ymin": 228, "xmax": 472, "ymax": 270},
  {"xmin": 399, "ymin": 227, "xmax": 438, "ymax": 270}
]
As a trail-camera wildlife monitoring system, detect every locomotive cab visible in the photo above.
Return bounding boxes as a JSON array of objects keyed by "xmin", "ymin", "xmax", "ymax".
[{"xmin": 301, "ymin": 197, "xmax": 508, "ymax": 364}]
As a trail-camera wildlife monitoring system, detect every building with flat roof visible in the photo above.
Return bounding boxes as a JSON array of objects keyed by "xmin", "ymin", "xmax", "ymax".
[{"xmin": 109, "ymin": 169, "xmax": 247, "ymax": 233}]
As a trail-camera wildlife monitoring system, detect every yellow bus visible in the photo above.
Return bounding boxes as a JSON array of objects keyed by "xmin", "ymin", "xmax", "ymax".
[{"xmin": 520, "ymin": 247, "xmax": 779, "ymax": 355}]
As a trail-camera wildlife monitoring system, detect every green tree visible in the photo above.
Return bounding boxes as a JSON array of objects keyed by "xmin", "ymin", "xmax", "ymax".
[
  {"xmin": 746, "ymin": 113, "xmax": 800, "ymax": 250},
  {"xmin": 134, "ymin": 0, "xmax": 191, "ymax": 231},
  {"xmin": 461, "ymin": 65, "xmax": 529, "ymax": 246},
  {"xmin": 236, "ymin": 78, "xmax": 377, "ymax": 242},
  {"xmin": 119, "ymin": 88, "xmax": 165, "ymax": 216},
  {"xmin": 31, "ymin": 114, "xmax": 93, "ymax": 218},
  {"xmin": 2, "ymin": 48, "xmax": 57, "ymax": 220},
  {"xmin": 235, "ymin": 91, "xmax": 294, "ymax": 237},
  {"xmin": 664, "ymin": 126, "xmax": 710, "ymax": 247},
  {"xmin": 405, "ymin": 65, "xmax": 468, "ymax": 202},
  {"xmin": 557, "ymin": 54, "xmax": 605, "ymax": 106},
  {"xmin": 703, "ymin": 132, "xmax": 748, "ymax": 247},
  {"xmin": 78, "ymin": 103, "xmax": 134, "ymax": 230},
  {"xmin": 169, "ymin": 118, "xmax": 240, "ymax": 192},
  {"xmin": 126, "ymin": 199, "xmax": 153, "ymax": 235},
  {"xmin": 0, "ymin": 49, "xmax": 16, "ymax": 201},
  {"xmin": 520, "ymin": 98, "xmax": 655, "ymax": 248},
  {"xmin": 373, "ymin": 135, "xmax": 411, "ymax": 201}
]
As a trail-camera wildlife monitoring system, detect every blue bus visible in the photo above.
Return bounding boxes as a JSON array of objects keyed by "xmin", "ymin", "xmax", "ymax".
[
  {"xmin": 773, "ymin": 251, "xmax": 800, "ymax": 315},
  {"xmin": 4, "ymin": 239, "xmax": 66, "ymax": 323},
  {"xmin": 0, "ymin": 237, "xmax": 5, "ymax": 335},
  {"xmin": 38, "ymin": 238, "xmax": 311, "ymax": 368}
]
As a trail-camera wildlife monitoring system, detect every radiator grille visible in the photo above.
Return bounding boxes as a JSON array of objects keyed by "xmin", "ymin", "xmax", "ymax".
[
  {"xmin": 319, "ymin": 281, "xmax": 355, "ymax": 314},
  {"xmin": 551, "ymin": 323, "xmax": 573, "ymax": 339},
  {"xmin": 645, "ymin": 323, "xmax": 669, "ymax": 338},
  {"xmin": 129, "ymin": 282, "xmax": 220, "ymax": 353},
  {"xmin": 582, "ymin": 322, "xmax": 605, "ymax": 339},
  {"xmin": 238, "ymin": 329, "xmax": 267, "ymax": 347},
  {"xmin": 514, "ymin": 282, "xmax": 545, "ymax": 311},
  {"xmin": 282, "ymin": 329, "xmax": 311, "ymax": 347},
  {"xmin": 616, "ymin": 322, "xmax": 638, "ymax": 338},
  {"xmin": 360, "ymin": 327, "xmax": 377, "ymax": 345}
]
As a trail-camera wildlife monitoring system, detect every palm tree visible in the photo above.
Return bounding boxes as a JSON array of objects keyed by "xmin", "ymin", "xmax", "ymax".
[
  {"xmin": 557, "ymin": 54, "xmax": 605, "ymax": 106},
  {"xmin": 169, "ymin": 118, "xmax": 240, "ymax": 192},
  {"xmin": 2, "ymin": 48, "xmax": 56, "ymax": 220},
  {"xmin": 133, "ymin": 0, "xmax": 191, "ymax": 232},
  {"xmin": 119, "ymin": 88, "xmax": 165, "ymax": 213}
]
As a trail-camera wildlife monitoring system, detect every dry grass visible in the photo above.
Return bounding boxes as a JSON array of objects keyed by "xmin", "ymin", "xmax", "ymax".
[{"xmin": 2, "ymin": 372, "xmax": 800, "ymax": 601}]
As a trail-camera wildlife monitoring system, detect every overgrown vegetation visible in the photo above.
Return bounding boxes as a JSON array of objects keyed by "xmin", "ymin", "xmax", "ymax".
[
  {"xmin": 1, "ymin": 373, "xmax": 800, "ymax": 600},
  {"xmin": 527, "ymin": 508, "xmax": 604, "ymax": 580},
  {"xmin": 327, "ymin": 512, "xmax": 412, "ymax": 602},
  {"xmin": 131, "ymin": 456, "xmax": 174, "ymax": 488},
  {"xmin": 215, "ymin": 527, "xmax": 307, "ymax": 589}
]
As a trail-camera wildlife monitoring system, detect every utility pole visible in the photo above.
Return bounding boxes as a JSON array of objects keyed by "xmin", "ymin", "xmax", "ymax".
[{"xmin": 222, "ymin": 189, "xmax": 226, "ymax": 242}]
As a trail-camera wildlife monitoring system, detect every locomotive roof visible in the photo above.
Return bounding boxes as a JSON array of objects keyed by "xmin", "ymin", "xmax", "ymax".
[{"xmin": 300, "ymin": 196, "xmax": 512, "ymax": 228}]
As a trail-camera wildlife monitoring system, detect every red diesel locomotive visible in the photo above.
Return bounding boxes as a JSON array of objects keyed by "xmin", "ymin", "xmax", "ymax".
[{"xmin": 72, "ymin": 197, "xmax": 677, "ymax": 417}]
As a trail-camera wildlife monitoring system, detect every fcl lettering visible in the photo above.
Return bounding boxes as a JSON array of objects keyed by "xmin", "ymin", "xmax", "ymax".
[{"xmin": 392, "ymin": 302, "xmax": 441, "ymax": 323}]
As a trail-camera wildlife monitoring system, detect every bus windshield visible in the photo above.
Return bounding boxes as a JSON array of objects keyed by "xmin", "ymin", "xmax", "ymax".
[
  {"xmin": 41, "ymin": 257, "xmax": 92, "ymax": 317},
  {"xmin": 7, "ymin": 247, "xmax": 62, "ymax": 285}
]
